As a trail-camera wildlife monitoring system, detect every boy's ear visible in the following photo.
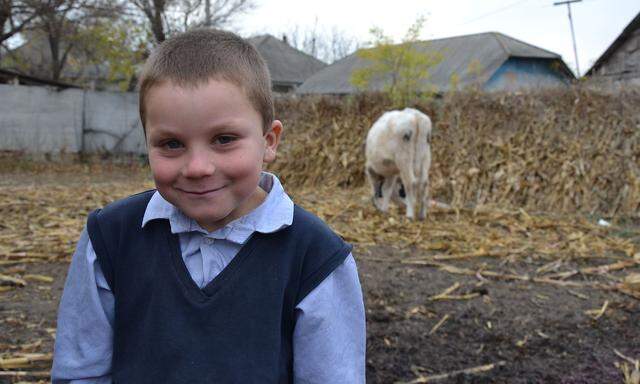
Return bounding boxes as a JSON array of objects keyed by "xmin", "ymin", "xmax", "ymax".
[{"xmin": 263, "ymin": 120, "xmax": 283, "ymax": 164}]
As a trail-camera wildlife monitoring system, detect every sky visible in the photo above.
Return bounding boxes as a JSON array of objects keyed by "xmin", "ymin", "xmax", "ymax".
[{"xmin": 235, "ymin": 0, "xmax": 640, "ymax": 76}]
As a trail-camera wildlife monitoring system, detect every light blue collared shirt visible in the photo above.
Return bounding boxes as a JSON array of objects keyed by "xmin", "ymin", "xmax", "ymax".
[{"xmin": 52, "ymin": 173, "xmax": 365, "ymax": 383}]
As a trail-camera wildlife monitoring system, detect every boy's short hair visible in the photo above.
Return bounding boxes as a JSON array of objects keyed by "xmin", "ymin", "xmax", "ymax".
[{"xmin": 138, "ymin": 28, "xmax": 274, "ymax": 133}]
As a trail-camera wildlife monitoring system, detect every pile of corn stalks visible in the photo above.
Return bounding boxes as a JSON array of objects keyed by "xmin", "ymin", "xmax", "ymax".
[
  {"xmin": 273, "ymin": 87, "xmax": 640, "ymax": 216},
  {"xmin": 293, "ymin": 185, "xmax": 640, "ymax": 298}
]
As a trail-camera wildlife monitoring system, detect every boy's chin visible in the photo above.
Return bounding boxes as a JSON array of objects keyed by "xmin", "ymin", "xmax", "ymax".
[{"xmin": 186, "ymin": 209, "xmax": 234, "ymax": 230}]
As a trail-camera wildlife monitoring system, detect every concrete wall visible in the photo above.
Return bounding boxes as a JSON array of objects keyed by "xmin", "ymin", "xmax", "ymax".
[{"xmin": 0, "ymin": 84, "xmax": 146, "ymax": 154}]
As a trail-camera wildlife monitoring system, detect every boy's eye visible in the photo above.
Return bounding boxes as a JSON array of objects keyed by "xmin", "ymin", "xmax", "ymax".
[
  {"xmin": 215, "ymin": 135, "xmax": 237, "ymax": 145},
  {"xmin": 163, "ymin": 139, "xmax": 183, "ymax": 149}
]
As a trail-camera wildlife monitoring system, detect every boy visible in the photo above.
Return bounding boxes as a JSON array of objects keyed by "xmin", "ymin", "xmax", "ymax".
[{"xmin": 52, "ymin": 29, "xmax": 365, "ymax": 383}]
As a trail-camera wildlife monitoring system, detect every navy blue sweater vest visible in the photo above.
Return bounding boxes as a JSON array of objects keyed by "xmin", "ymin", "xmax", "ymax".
[{"xmin": 86, "ymin": 190, "xmax": 352, "ymax": 383}]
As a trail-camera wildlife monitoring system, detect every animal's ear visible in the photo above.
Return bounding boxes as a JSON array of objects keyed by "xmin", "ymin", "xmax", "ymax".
[{"xmin": 403, "ymin": 131, "xmax": 412, "ymax": 142}]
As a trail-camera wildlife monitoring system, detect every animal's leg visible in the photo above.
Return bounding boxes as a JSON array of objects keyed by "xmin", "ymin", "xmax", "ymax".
[
  {"xmin": 366, "ymin": 166, "xmax": 385, "ymax": 211},
  {"xmin": 405, "ymin": 189, "xmax": 416, "ymax": 219},
  {"xmin": 404, "ymin": 179, "xmax": 417, "ymax": 220},
  {"xmin": 379, "ymin": 176, "xmax": 396, "ymax": 212},
  {"xmin": 398, "ymin": 170, "xmax": 417, "ymax": 220},
  {"xmin": 391, "ymin": 179, "xmax": 406, "ymax": 207},
  {"xmin": 418, "ymin": 179, "xmax": 429, "ymax": 220}
]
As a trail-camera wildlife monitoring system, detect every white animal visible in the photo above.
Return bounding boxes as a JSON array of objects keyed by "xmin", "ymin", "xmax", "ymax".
[{"xmin": 365, "ymin": 108, "xmax": 432, "ymax": 220}]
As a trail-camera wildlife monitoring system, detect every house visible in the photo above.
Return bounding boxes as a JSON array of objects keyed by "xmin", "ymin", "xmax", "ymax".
[
  {"xmin": 296, "ymin": 32, "xmax": 574, "ymax": 95},
  {"xmin": 586, "ymin": 12, "xmax": 640, "ymax": 85},
  {"xmin": 247, "ymin": 34, "xmax": 327, "ymax": 93},
  {"xmin": 0, "ymin": 30, "xmax": 120, "ymax": 90}
]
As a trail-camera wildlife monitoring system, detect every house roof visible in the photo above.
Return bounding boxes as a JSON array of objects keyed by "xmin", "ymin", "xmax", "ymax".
[
  {"xmin": 297, "ymin": 31, "xmax": 573, "ymax": 94},
  {"xmin": 247, "ymin": 34, "xmax": 327, "ymax": 85},
  {"xmin": 586, "ymin": 11, "xmax": 640, "ymax": 76},
  {"xmin": 0, "ymin": 68, "xmax": 80, "ymax": 89}
]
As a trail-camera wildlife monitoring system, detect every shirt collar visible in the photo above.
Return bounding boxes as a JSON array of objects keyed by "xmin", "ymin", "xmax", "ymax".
[{"xmin": 141, "ymin": 172, "xmax": 294, "ymax": 244}]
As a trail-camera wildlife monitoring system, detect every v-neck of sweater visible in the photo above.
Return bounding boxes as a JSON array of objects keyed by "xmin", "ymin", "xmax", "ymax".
[{"xmin": 167, "ymin": 225, "xmax": 265, "ymax": 302}]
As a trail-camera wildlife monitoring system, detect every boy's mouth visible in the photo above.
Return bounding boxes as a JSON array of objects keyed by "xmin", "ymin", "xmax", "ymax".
[{"xmin": 176, "ymin": 186, "xmax": 226, "ymax": 195}]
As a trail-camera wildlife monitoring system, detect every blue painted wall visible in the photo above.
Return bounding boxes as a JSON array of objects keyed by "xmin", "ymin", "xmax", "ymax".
[{"xmin": 485, "ymin": 58, "xmax": 571, "ymax": 91}]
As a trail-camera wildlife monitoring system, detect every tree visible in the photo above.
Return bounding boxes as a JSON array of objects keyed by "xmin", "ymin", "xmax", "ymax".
[
  {"xmin": 326, "ymin": 26, "xmax": 358, "ymax": 64},
  {"xmin": 1, "ymin": 0, "xmax": 128, "ymax": 83},
  {"xmin": 282, "ymin": 21, "xmax": 359, "ymax": 64},
  {"xmin": 73, "ymin": 18, "xmax": 149, "ymax": 90},
  {"xmin": 38, "ymin": 0, "xmax": 85, "ymax": 81},
  {"xmin": 130, "ymin": 0, "xmax": 254, "ymax": 44},
  {"xmin": 130, "ymin": 0, "xmax": 168, "ymax": 43},
  {"xmin": 31, "ymin": 0, "xmax": 122, "ymax": 81},
  {"xmin": 350, "ymin": 16, "xmax": 442, "ymax": 107},
  {"xmin": 0, "ymin": 0, "xmax": 40, "ymax": 58},
  {"xmin": 196, "ymin": 0, "xmax": 254, "ymax": 28},
  {"xmin": 4, "ymin": 0, "xmax": 252, "ymax": 85}
]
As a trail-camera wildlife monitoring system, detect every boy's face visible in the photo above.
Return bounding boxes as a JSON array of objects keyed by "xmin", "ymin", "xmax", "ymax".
[{"xmin": 144, "ymin": 79, "xmax": 282, "ymax": 232}]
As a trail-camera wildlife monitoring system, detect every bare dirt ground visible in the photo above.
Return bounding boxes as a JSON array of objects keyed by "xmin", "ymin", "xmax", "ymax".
[
  {"xmin": 361, "ymin": 246, "xmax": 639, "ymax": 384},
  {"xmin": 1, "ymin": 161, "xmax": 639, "ymax": 383}
]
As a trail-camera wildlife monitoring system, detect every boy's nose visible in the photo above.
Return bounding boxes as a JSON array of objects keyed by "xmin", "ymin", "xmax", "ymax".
[{"xmin": 182, "ymin": 150, "xmax": 215, "ymax": 178}]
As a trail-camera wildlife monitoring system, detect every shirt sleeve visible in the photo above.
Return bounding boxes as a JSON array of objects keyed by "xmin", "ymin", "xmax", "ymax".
[
  {"xmin": 51, "ymin": 228, "xmax": 114, "ymax": 383},
  {"xmin": 293, "ymin": 253, "xmax": 366, "ymax": 384}
]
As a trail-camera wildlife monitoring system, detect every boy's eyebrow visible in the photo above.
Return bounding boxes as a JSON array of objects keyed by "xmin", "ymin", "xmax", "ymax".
[
  {"xmin": 146, "ymin": 126, "xmax": 180, "ymax": 138},
  {"xmin": 147, "ymin": 120, "xmax": 248, "ymax": 138}
]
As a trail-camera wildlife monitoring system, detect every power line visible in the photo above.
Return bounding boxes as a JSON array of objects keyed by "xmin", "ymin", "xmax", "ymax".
[{"xmin": 458, "ymin": 0, "xmax": 533, "ymax": 26}]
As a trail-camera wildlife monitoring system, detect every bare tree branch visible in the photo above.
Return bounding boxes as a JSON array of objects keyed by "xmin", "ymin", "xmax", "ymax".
[
  {"xmin": 8, "ymin": 0, "xmax": 125, "ymax": 81},
  {"xmin": 131, "ymin": 0, "xmax": 170, "ymax": 43},
  {"xmin": 180, "ymin": 0, "xmax": 201, "ymax": 31},
  {"xmin": 205, "ymin": 0, "xmax": 253, "ymax": 28},
  {"xmin": 0, "ymin": 0, "xmax": 40, "ymax": 46},
  {"xmin": 130, "ymin": 0, "xmax": 255, "ymax": 45},
  {"xmin": 281, "ymin": 22, "xmax": 360, "ymax": 63}
]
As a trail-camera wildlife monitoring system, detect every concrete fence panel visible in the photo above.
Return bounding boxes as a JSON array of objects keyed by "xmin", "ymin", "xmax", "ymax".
[
  {"xmin": 0, "ymin": 84, "xmax": 83, "ymax": 153},
  {"xmin": 83, "ymin": 91, "xmax": 145, "ymax": 154},
  {"xmin": 0, "ymin": 84, "xmax": 146, "ymax": 154}
]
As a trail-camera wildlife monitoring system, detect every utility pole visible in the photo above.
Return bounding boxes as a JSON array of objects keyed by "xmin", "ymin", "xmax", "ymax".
[
  {"xmin": 554, "ymin": 0, "xmax": 582, "ymax": 76},
  {"xmin": 205, "ymin": 0, "xmax": 211, "ymax": 27}
]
